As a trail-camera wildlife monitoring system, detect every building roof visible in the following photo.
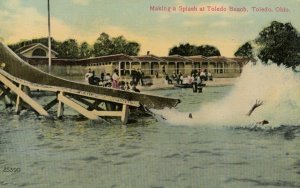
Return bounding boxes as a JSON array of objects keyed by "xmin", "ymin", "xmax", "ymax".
[
  {"xmin": 15, "ymin": 43, "xmax": 58, "ymax": 55},
  {"xmin": 133, "ymin": 55, "xmax": 166, "ymax": 62},
  {"xmin": 229, "ymin": 57, "xmax": 256, "ymax": 63},
  {"xmin": 206, "ymin": 56, "xmax": 237, "ymax": 63},
  {"xmin": 15, "ymin": 43, "xmax": 37, "ymax": 54},
  {"xmin": 160, "ymin": 55, "xmax": 192, "ymax": 62},
  {"xmin": 185, "ymin": 55, "xmax": 210, "ymax": 62},
  {"xmin": 80, "ymin": 54, "xmax": 138, "ymax": 64},
  {"xmin": 21, "ymin": 56, "xmax": 79, "ymax": 66}
]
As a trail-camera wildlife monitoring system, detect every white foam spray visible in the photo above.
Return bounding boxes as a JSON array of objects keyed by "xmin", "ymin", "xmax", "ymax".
[{"xmin": 153, "ymin": 62, "xmax": 300, "ymax": 128}]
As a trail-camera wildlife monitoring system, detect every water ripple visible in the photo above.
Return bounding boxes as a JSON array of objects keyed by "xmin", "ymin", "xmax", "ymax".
[
  {"xmin": 225, "ymin": 178, "xmax": 300, "ymax": 187},
  {"xmin": 81, "ymin": 156, "xmax": 98, "ymax": 162}
]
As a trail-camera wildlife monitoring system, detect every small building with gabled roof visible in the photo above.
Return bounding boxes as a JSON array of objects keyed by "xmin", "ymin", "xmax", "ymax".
[{"xmin": 15, "ymin": 43, "xmax": 58, "ymax": 58}]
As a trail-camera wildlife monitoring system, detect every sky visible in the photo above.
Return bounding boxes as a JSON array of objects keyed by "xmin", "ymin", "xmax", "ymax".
[{"xmin": 0, "ymin": 0, "xmax": 299, "ymax": 56}]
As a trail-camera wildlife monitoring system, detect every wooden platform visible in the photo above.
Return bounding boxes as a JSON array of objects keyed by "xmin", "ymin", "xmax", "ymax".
[{"xmin": 0, "ymin": 42, "xmax": 180, "ymax": 124}]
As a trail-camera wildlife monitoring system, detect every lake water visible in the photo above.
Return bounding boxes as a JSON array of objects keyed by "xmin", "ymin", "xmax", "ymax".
[
  {"xmin": 1, "ymin": 62, "xmax": 300, "ymax": 188},
  {"xmin": 1, "ymin": 84, "xmax": 300, "ymax": 188}
]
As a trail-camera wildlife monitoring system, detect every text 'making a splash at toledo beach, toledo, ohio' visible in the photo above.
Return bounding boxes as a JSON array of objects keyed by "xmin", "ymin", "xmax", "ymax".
[{"xmin": 149, "ymin": 5, "xmax": 290, "ymax": 13}]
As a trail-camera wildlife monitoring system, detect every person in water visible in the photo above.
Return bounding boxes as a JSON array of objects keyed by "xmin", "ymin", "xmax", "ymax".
[
  {"xmin": 188, "ymin": 99, "xmax": 269, "ymax": 125},
  {"xmin": 246, "ymin": 99, "xmax": 269, "ymax": 125}
]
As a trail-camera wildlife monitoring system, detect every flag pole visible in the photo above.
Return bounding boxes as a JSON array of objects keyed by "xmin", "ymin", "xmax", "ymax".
[{"xmin": 47, "ymin": 0, "xmax": 52, "ymax": 73}]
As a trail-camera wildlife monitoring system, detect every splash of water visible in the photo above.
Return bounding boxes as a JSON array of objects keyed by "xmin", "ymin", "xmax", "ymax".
[{"xmin": 154, "ymin": 62, "xmax": 300, "ymax": 127}]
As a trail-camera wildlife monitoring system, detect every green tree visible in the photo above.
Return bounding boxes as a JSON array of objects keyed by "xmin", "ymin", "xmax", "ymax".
[
  {"xmin": 93, "ymin": 32, "xmax": 140, "ymax": 56},
  {"xmin": 169, "ymin": 43, "xmax": 198, "ymax": 56},
  {"xmin": 124, "ymin": 42, "xmax": 140, "ymax": 56},
  {"xmin": 196, "ymin": 45, "xmax": 220, "ymax": 56},
  {"xmin": 169, "ymin": 43, "xmax": 220, "ymax": 56},
  {"xmin": 59, "ymin": 39, "xmax": 79, "ymax": 59},
  {"xmin": 255, "ymin": 21, "xmax": 300, "ymax": 68},
  {"xmin": 234, "ymin": 42, "xmax": 253, "ymax": 57},
  {"xmin": 111, "ymin": 36, "xmax": 127, "ymax": 54},
  {"xmin": 79, "ymin": 42, "xmax": 92, "ymax": 58},
  {"xmin": 93, "ymin": 32, "xmax": 113, "ymax": 56}
]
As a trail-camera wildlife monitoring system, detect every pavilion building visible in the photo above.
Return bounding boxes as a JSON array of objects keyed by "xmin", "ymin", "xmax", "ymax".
[{"xmin": 15, "ymin": 43, "xmax": 253, "ymax": 80}]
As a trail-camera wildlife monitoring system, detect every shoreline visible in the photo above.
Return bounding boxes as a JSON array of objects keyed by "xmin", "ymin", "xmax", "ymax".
[
  {"xmin": 59, "ymin": 76, "xmax": 238, "ymax": 91},
  {"xmin": 137, "ymin": 77, "xmax": 238, "ymax": 91}
]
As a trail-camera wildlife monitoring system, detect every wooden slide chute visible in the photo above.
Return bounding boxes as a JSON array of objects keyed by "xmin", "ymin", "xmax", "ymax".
[{"xmin": 0, "ymin": 42, "xmax": 180, "ymax": 124}]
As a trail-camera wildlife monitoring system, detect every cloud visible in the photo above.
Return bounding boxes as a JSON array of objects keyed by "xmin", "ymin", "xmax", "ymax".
[
  {"xmin": 210, "ymin": 21, "xmax": 230, "ymax": 28},
  {"xmin": 183, "ymin": 20, "xmax": 204, "ymax": 27},
  {"xmin": 72, "ymin": 0, "xmax": 90, "ymax": 6},
  {"xmin": 0, "ymin": 0, "xmax": 242, "ymax": 56},
  {"xmin": 0, "ymin": 1, "xmax": 74, "ymax": 44}
]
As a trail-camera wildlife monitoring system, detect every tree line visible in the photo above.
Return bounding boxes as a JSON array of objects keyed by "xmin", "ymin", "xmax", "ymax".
[
  {"xmin": 168, "ymin": 21, "xmax": 299, "ymax": 68},
  {"xmin": 8, "ymin": 21, "xmax": 300, "ymax": 68},
  {"xmin": 235, "ymin": 21, "xmax": 300, "ymax": 68},
  {"xmin": 8, "ymin": 32, "xmax": 140, "ymax": 59}
]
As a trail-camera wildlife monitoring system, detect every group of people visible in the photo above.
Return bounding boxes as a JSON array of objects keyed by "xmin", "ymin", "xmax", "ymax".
[
  {"xmin": 85, "ymin": 69, "xmax": 140, "ymax": 92},
  {"xmin": 85, "ymin": 69, "xmax": 112, "ymax": 87},
  {"xmin": 164, "ymin": 69, "xmax": 213, "ymax": 85},
  {"xmin": 191, "ymin": 69, "xmax": 213, "ymax": 82},
  {"xmin": 165, "ymin": 72, "xmax": 184, "ymax": 85},
  {"xmin": 130, "ymin": 68, "xmax": 144, "ymax": 86}
]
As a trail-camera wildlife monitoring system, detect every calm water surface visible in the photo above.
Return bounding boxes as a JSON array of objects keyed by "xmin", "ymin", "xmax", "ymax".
[{"xmin": 0, "ymin": 86, "xmax": 300, "ymax": 188}]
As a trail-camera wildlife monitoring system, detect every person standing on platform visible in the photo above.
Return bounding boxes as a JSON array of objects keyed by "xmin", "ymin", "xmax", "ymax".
[
  {"xmin": 85, "ymin": 68, "xmax": 93, "ymax": 83},
  {"xmin": 162, "ymin": 65, "xmax": 166, "ymax": 74},
  {"xmin": 138, "ymin": 69, "xmax": 144, "ymax": 86},
  {"xmin": 172, "ymin": 71, "xmax": 177, "ymax": 83},
  {"xmin": 124, "ymin": 82, "xmax": 131, "ymax": 90},
  {"xmin": 112, "ymin": 69, "xmax": 120, "ymax": 89},
  {"xmin": 178, "ymin": 72, "xmax": 183, "ymax": 84},
  {"xmin": 136, "ymin": 68, "xmax": 141, "ymax": 85},
  {"xmin": 207, "ymin": 71, "xmax": 213, "ymax": 81},
  {"xmin": 131, "ymin": 68, "xmax": 138, "ymax": 85},
  {"xmin": 200, "ymin": 69, "xmax": 206, "ymax": 81}
]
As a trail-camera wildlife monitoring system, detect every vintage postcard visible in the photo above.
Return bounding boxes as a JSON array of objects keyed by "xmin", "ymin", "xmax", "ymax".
[{"xmin": 0, "ymin": 0, "xmax": 300, "ymax": 187}]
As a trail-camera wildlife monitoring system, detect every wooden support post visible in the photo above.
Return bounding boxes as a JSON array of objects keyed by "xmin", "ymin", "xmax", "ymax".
[
  {"xmin": 121, "ymin": 104, "xmax": 129, "ymax": 124},
  {"xmin": 15, "ymin": 84, "xmax": 22, "ymax": 113},
  {"xmin": 57, "ymin": 92, "xmax": 99, "ymax": 120},
  {"xmin": 0, "ymin": 74, "xmax": 49, "ymax": 116},
  {"xmin": 57, "ymin": 100, "xmax": 64, "ymax": 118}
]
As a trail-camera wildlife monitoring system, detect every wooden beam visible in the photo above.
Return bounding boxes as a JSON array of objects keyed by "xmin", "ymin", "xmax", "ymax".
[
  {"xmin": 87, "ymin": 100, "xmax": 102, "ymax": 111},
  {"xmin": 92, "ymin": 110, "xmax": 123, "ymax": 117},
  {"xmin": 57, "ymin": 92, "xmax": 99, "ymax": 120},
  {"xmin": 44, "ymin": 97, "xmax": 58, "ymax": 111},
  {"xmin": 0, "ymin": 74, "xmax": 49, "ymax": 116},
  {"xmin": 67, "ymin": 94, "xmax": 103, "ymax": 111}
]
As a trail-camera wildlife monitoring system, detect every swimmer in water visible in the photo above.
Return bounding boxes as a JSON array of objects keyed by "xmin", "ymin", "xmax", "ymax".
[
  {"xmin": 247, "ymin": 99, "xmax": 269, "ymax": 125},
  {"xmin": 188, "ymin": 99, "xmax": 269, "ymax": 125}
]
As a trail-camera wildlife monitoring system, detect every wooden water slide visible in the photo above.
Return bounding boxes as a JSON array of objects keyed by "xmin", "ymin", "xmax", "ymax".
[{"xmin": 0, "ymin": 42, "xmax": 180, "ymax": 123}]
